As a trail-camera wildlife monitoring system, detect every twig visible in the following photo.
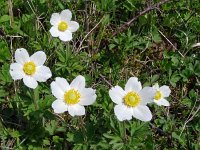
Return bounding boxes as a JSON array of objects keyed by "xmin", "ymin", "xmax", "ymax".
[
  {"xmin": 53, "ymin": 113, "xmax": 65, "ymax": 122},
  {"xmin": 6, "ymin": 35, "xmax": 23, "ymax": 38},
  {"xmin": 10, "ymin": 37, "xmax": 17, "ymax": 94},
  {"xmin": 0, "ymin": 146, "xmax": 13, "ymax": 150},
  {"xmin": 179, "ymin": 98, "xmax": 200, "ymax": 136},
  {"xmin": 77, "ymin": 17, "xmax": 104, "ymax": 52},
  {"xmin": 99, "ymin": 74, "xmax": 112, "ymax": 87},
  {"xmin": 8, "ymin": 0, "xmax": 14, "ymax": 27},
  {"xmin": 192, "ymin": 43, "xmax": 200, "ymax": 48},
  {"xmin": 158, "ymin": 30, "xmax": 184, "ymax": 57},
  {"xmin": 112, "ymin": 0, "xmax": 171, "ymax": 36},
  {"xmin": 27, "ymin": 0, "xmax": 46, "ymax": 31},
  {"xmin": 158, "ymin": 30, "xmax": 177, "ymax": 50}
]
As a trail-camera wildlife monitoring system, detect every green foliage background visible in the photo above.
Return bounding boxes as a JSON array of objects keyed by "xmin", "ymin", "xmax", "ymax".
[{"xmin": 0, "ymin": 0, "xmax": 199, "ymax": 149}]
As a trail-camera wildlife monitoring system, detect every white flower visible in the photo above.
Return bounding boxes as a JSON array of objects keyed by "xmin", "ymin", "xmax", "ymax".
[
  {"xmin": 49, "ymin": 9, "xmax": 79, "ymax": 41},
  {"xmin": 152, "ymin": 83, "xmax": 171, "ymax": 106},
  {"xmin": 109, "ymin": 77, "xmax": 155, "ymax": 122},
  {"xmin": 51, "ymin": 75, "xmax": 97, "ymax": 116},
  {"xmin": 9, "ymin": 48, "xmax": 52, "ymax": 89}
]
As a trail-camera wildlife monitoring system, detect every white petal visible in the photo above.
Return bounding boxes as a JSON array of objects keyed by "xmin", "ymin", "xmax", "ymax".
[
  {"xmin": 109, "ymin": 86, "xmax": 125, "ymax": 104},
  {"xmin": 10, "ymin": 63, "xmax": 25, "ymax": 80},
  {"xmin": 52, "ymin": 99, "xmax": 68, "ymax": 113},
  {"xmin": 30, "ymin": 51, "xmax": 46, "ymax": 66},
  {"xmin": 114, "ymin": 104, "xmax": 133, "ymax": 121},
  {"xmin": 125, "ymin": 77, "xmax": 142, "ymax": 92},
  {"xmin": 132, "ymin": 105, "xmax": 152, "ymax": 122},
  {"xmin": 79, "ymin": 88, "xmax": 97, "ymax": 105},
  {"xmin": 70, "ymin": 75, "xmax": 85, "ymax": 91},
  {"xmin": 51, "ymin": 81, "xmax": 64, "ymax": 99},
  {"xmin": 50, "ymin": 77, "xmax": 70, "ymax": 99},
  {"xmin": 55, "ymin": 77, "xmax": 70, "ymax": 92},
  {"xmin": 139, "ymin": 87, "xmax": 156, "ymax": 105},
  {"xmin": 159, "ymin": 85, "xmax": 171, "ymax": 97},
  {"xmin": 15, "ymin": 48, "xmax": 30, "ymax": 65},
  {"xmin": 50, "ymin": 13, "xmax": 60, "ymax": 26},
  {"xmin": 33, "ymin": 66, "xmax": 52, "ymax": 82},
  {"xmin": 50, "ymin": 26, "xmax": 60, "ymax": 37},
  {"xmin": 68, "ymin": 21, "xmax": 79, "ymax": 32},
  {"xmin": 23, "ymin": 76, "xmax": 38, "ymax": 89},
  {"xmin": 68, "ymin": 104, "xmax": 85, "ymax": 117},
  {"xmin": 59, "ymin": 31, "xmax": 72, "ymax": 41},
  {"xmin": 60, "ymin": 9, "xmax": 72, "ymax": 22},
  {"xmin": 154, "ymin": 98, "xmax": 170, "ymax": 106}
]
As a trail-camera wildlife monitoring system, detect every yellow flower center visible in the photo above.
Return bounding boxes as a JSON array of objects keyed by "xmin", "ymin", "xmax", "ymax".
[
  {"xmin": 64, "ymin": 89, "xmax": 80, "ymax": 105},
  {"xmin": 154, "ymin": 91, "xmax": 162, "ymax": 100},
  {"xmin": 124, "ymin": 91, "xmax": 141, "ymax": 107},
  {"xmin": 58, "ymin": 21, "xmax": 68, "ymax": 32},
  {"xmin": 23, "ymin": 61, "xmax": 36, "ymax": 75}
]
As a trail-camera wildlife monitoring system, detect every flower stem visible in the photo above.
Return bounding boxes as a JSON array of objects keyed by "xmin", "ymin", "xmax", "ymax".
[
  {"xmin": 33, "ymin": 87, "xmax": 39, "ymax": 110},
  {"xmin": 123, "ymin": 121, "xmax": 127, "ymax": 143}
]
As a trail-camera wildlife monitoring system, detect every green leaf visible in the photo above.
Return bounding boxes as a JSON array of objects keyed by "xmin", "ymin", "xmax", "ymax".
[
  {"xmin": 0, "ymin": 41, "xmax": 11, "ymax": 62},
  {"xmin": 152, "ymin": 27, "xmax": 161, "ymax": 42},
  {"xmin": 0, "ymin": 15, "xmax": 10, "ymax": 23},
  {"xmin": 10, "ymin": 130, "xmax": 20, "ymax": 138},
  {"xmin": 0, "ymin": 63, "xmax": 12, "ymax": 84},
  {"xmin": 172, "ymin": 132, "xmax": 185, "ymax": 146},
  {"xmin": 151, "ymin": 74, "xmax": 159, "ymax": 83},
  {"xmin": 43, "ymin": 139, "xmax": 50, "ymax": 146},
  {"xmin": 170, "ymin": 73, "xmax": 181, "ymax": 87}
]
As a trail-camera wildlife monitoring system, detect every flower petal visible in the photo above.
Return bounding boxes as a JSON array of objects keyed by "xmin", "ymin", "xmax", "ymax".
[
  {"xmin": 50, "ymin": 13, "xmax": 60, "ymax": 26},
  {"xmin": 51, "ymin": 77, "xmax": 70, "ymax": 99},
  {"xmin": 70, "ymin": 75, "xmax": 85, "ymax": 91},
  {"xmin": 15, "ymin": 48, "xmax": 30, "ymax": 65},
  {"xmin": 33, "ymin": 66, "xmax": 52, "ymax": 82},
  {"xmin": 59, "ymin": 31, "xmax": 72, "ymax": 41},
  {"xmin": 79, "ymin": 88, "xmax": 97, "ymax": 105},
  {"xmin": 139, "ymin": 87, "xmax": 156, "ymax": 105},
  {"xmin": 114, "ymin": 104, "xmax": 133, "ymax": 121},
  {"xmin": 125, "ymin": 77, "xmax": 142, "ymax": 93},
  {"xmin": 132, "ymin": 105, "xmax": 152, "ymax": 122},
  {"xmin": 52, "ymin": 99, "xmax": 68, "ymax": 113},
  {"xmin": 154, "ymin": 98, "xmax": 170, "ymax": 106},
  {"xmin": 23, "ymin": 76, "xmax": 38, "ymax": 89},
  {"xmin": 30, "ymin": 51, "xmax": 46, "ymax": 66},
  {"xmin": 160, "ymin": 85, "xmax": 171, "ymax": 97},
  {"xmin": 68, "ymin": 21, "xmax": 79, "ymax": 32},
  {"xmin": 51, "ymin": 82, "xmax": 64, "ymax": 99},
  {"xmin": 109, "ymin": 86, "xmax": 126, "ymax": 104},
  {"xmin": 50, "ymin": 26, "xmax": 60, "ymax": 37},
  {"xmin": 55, "ymin": 77, "xmax": 70, "ymax": 92},
  {"xmin": 10, "ymin": 63, "xmax": 25, "ymax": 80},
  {"xmin": 60, "ymin": 9, "xmax": 72, "ymax": 22},
  {"xmin": 68, "ymin": 104, "xmax": 85, "ymax": 116}
]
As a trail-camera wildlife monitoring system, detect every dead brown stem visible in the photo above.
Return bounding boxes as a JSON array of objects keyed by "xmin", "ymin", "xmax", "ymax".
[{"xmin": 112, "ymin": 0, "xmax": 171, "ymax": 36}]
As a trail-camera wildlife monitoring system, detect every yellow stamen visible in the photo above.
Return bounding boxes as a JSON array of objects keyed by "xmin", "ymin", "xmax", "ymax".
[
  {"xmin": 58, "ymin": 21, "xmax": 68, "ymax": 32},
  {"xmin": 64, "ymin": 89, "xmax": 80, "ymax": 105},
  {"xmin": 124, "ymin": 91, "xmax": 141, "ymax": 107},
  {"xmin": 154, "ymin": 91, "xmax": 162, "ymax": 100},
  {"xmin": 23, "ymin": 62, "xmax": 36, "ymax": 75}
]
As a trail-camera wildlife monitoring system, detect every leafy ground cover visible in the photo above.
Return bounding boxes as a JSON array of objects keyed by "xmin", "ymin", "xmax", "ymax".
[{"xmin": 0, "ymin": 0, "xmax": 199, "ymax": 149}]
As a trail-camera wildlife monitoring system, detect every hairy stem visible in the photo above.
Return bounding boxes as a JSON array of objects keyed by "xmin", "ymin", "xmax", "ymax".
[{"xmin": 33, "ymin": 87, "xmax": 39, "ymax": 110}]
